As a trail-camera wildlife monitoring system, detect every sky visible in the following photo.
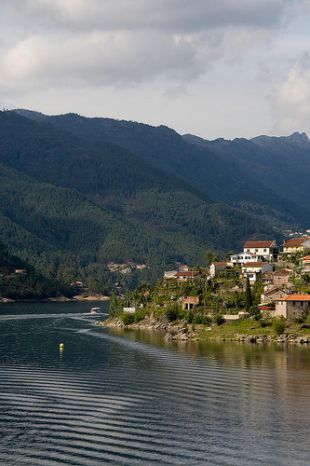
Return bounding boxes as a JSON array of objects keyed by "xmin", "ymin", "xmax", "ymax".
[{"xmin": 0, "ymin": 0, "xmax": 310, "ymax": 139}]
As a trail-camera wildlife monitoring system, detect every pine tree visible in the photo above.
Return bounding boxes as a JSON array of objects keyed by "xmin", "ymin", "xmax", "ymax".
[{"xmin": 245, "ymin": 277, "xmax": 253, "ymax": 311}]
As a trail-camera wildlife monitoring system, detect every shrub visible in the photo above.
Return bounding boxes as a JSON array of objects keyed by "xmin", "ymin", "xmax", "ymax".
[
  {"xmin": 165, "ymin": 305, "xmax": 179, "ymax": 321},
  {"xmin": 186, "ymin": 310, "xmax": 194, "ymax": 324},
  {"xmin": 259, "ymin": 319, "xmax": 270, "ymax": 328},
  {"xmin": 121, "ymin": 313, "xmax": 135, "ymax": 325},
  {"xmin": 214, "ymin": 314, "xmax": 224, "ymax": 326},
  {"xmin": 272, "ymin": 318, "xmax": 285, "ymax": 335},
  {"xmin": 134, "ymin": 309, "xmax": 146, "ymax": 323},
  {"xmin": 193, "ymin": 314, "xmax": 211, "ymax": 325},
  {"xmin": 250, "ymin": 306, "xmax": 261, "ymax": 321}
]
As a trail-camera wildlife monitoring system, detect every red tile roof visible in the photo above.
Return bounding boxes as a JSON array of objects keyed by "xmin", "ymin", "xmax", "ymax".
[
  {"xmin": 212, "ymin": 262, "xmax": 228, "ymax": 267},
  {"xmin": 182, "ymin": 296, "xmax": 200, "ymax": 304},
  {"xmin": 264, "ymin": 287, "xmax": 281, "ymax": 296},
  {"xmin": 273, "ymin": 269, "xmax": 291, "ymax": 276},
  {"xmin": 301, "ymin": 255, "xmax": 310, "ymax": 262},
  {"xmin": 258, "ymin": 304, "xmax": 274, "ymax": 311},
  {"xmin": 283, "ymin": 237, "xmax": 310, "ymax": 248},
  {"xmin": 277, "ymin": 294, "xmax": 310, "ymax": 302},
  {"xmin": 243, "ymin": 262, "xmax": 265, "ymax": 267},
  {"xmin": 176, "ymin": 271, "xmax": 200, "ymax": 277},
  {"xmin": 244, "ymin": 241, "xmax": 275, "ymax": 248}
]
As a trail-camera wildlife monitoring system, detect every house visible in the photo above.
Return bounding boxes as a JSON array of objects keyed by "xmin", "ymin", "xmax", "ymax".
[
  {"xmin": 300, "ymin": 255, "xmax": 310, "ymax": 274},
  {"xmin": 272, "ymin": 269, "xmax": 293, "ymax": 287},
  {"xmin": 242, "ymin": 262, "xmax": 274, "ymax": 284},
  {"xmin": 178, "ymin": 264, "xmax": 189, "ymax": 272},
  {"xmin": 261, "ymin": 287, "xmax": 289, "ymax": 304},
  {"xmin": 163, "ymin": 270, "xmax": 178, "ymax": 280},
  {"xmin": 14, "ymin": 268, "xmax": 27, "ymax": 275},
  {"xmin": 274, "ymin": 294, "xmax": 310, "ymax": 321},
  {"xmin": 210, "ymin": 262, "xmax": 229, "ymax": 277},
  {"xmin": 258, "ymin": 304, "xmax": 275, "ymax": 313},
  {"xmin": 229, "ymin": 252, "xmax": 259, "ymax": 266},
  {"xmin": 262, "ymin": 271, "xmax": 274, "ymax": 286},
  {"xmin": 283, "ymin": 236, "xmax": 310, "ymax": 254},
  {"xmin": 71, "ymin": 280, "xmax": 85, "ymax": 288},
  {"xmin": 182, "ymin": 296, "xmax": 200, "ymax": 310},
  {"xmin": 243, "ymin": 240, "xmax": 278, "ymax": 261},
  {"xmin": 176, "ymin": 271, "xmax": 201, "ymax": 282}
]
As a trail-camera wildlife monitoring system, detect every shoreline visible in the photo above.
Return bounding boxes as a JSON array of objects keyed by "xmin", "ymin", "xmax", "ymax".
[
  {"xmin": 98, "ymin": 316, "xmax": 310, "ymax": 345},
  {"xmin": 0, "ymin": 294, "xmax": 110, "ymax": 304}
]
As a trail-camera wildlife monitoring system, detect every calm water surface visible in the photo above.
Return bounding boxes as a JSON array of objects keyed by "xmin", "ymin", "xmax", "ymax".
[{"xmin": 0, "ymin": 302, "xmax": 309, "ymax": 465}]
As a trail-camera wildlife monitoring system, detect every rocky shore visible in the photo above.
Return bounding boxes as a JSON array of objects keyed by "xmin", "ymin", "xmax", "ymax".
[{"xmin": 99, "ymin": 316, "xmax": 310, "ymax": 345}]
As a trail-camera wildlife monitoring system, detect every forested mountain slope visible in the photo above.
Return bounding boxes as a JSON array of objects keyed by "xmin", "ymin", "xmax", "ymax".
[
  {"xmin": 23, "ymin": 110, "xmax": 309, "ymax": 226},
  {"xmin": 0, "ymin": 110, "xmax": 277, "ymax": 286}
]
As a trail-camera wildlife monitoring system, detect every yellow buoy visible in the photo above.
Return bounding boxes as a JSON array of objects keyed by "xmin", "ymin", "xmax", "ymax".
[{"xmin": 59, "ymin": 343, "xmax": 64, "ymax": 350}]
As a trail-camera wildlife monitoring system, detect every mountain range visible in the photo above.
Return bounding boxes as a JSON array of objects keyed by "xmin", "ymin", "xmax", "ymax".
[{"xmin": 0, "ymin": 109, "xmax": 309, "ymax": 287}]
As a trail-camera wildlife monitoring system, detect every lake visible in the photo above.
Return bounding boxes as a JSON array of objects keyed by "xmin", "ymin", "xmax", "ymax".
[{"xmin": 0, "ymin": 302, "xmax": 309, "ymax": 465}]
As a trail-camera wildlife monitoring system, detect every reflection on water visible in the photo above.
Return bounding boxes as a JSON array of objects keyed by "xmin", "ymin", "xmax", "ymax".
[{"xmin": 0, "ymin": 303, "xmax": 309, "ymax": 465}]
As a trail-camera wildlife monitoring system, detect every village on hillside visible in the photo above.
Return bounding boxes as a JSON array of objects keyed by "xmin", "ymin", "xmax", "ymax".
[
  {"xmin": 162, "ymin": 237, "xmax": 310, "ymax": 321},
  {"xmin": 106, "ymin": 235, "xmax": 310, "ymax": 341}
]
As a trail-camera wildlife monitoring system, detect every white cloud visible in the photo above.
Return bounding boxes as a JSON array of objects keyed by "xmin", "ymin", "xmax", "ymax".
[
  {"xmin": 272, "ymin": 54, "xmax": 310, "ymax": 134},
  {"xmin": 0, "ymin": 0, "xmax": 295, "ymax": 91},
  {"xmin": 0, "ymin": 31, "xmax": 205, "ymax": 90}
]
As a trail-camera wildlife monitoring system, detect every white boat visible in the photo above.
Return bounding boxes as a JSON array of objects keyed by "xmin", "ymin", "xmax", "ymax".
[{"xmin": 90, "ymin": 307, "xmax": 101, "ymax": 315}]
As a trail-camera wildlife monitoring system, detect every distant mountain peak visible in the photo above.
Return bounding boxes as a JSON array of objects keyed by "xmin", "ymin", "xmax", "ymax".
[{"xmin": 288, "ymin": 131, "xmax": 309, "ymax": 142}]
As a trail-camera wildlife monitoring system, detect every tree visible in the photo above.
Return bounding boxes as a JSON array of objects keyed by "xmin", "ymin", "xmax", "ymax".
[
  {"xmin": 245, "ymin": 277, "xmax": 253, "ymax": 311},
  {"xmin": 205, "ymin": 250, "xmax": 219, "ymax": 266}
]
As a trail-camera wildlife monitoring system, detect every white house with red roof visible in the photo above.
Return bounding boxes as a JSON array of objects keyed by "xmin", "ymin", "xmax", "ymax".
[
  {"xmin": 243, "ymin": 240, "xmax": 278, "ymax": 261},
  {"xmin": 229, "ymin": 252, "xmax": 259, "ymax": 266},
  {"xmin": 283, "ymin": 237, "xmax": 310, "ymax": 254}
]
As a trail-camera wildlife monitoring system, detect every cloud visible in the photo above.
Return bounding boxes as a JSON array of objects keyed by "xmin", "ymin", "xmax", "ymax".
[
  {"xmin": 271, "ymin": 54, "xmax": 310, "ymax": 133},
  {"xmin": 0, "ymin": 32, "xmax": 206, "ymax": 90},
  {"xmin": 6, "ymin": 0, "xmax": 293, "ymax": 32},
  {"xmin": 0, "ymin": 0, "xmax": 296, "ymax": 92}
]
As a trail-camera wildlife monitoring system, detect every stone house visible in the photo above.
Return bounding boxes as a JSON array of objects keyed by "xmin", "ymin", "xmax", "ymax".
[
  {"xmin": 261, "ymin": 287, "xmax": 289, "ymax": 304},
  {"xmin": 182, "ymin": 296, "xmax": 200, "ymax": 310},
  {"xmin": 274, "ymin": 294, "xmax": 310, "ymax": 321},
  {"xmin": 272, "ymin": 269, "xmax": 292, "ymax": 287}
]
